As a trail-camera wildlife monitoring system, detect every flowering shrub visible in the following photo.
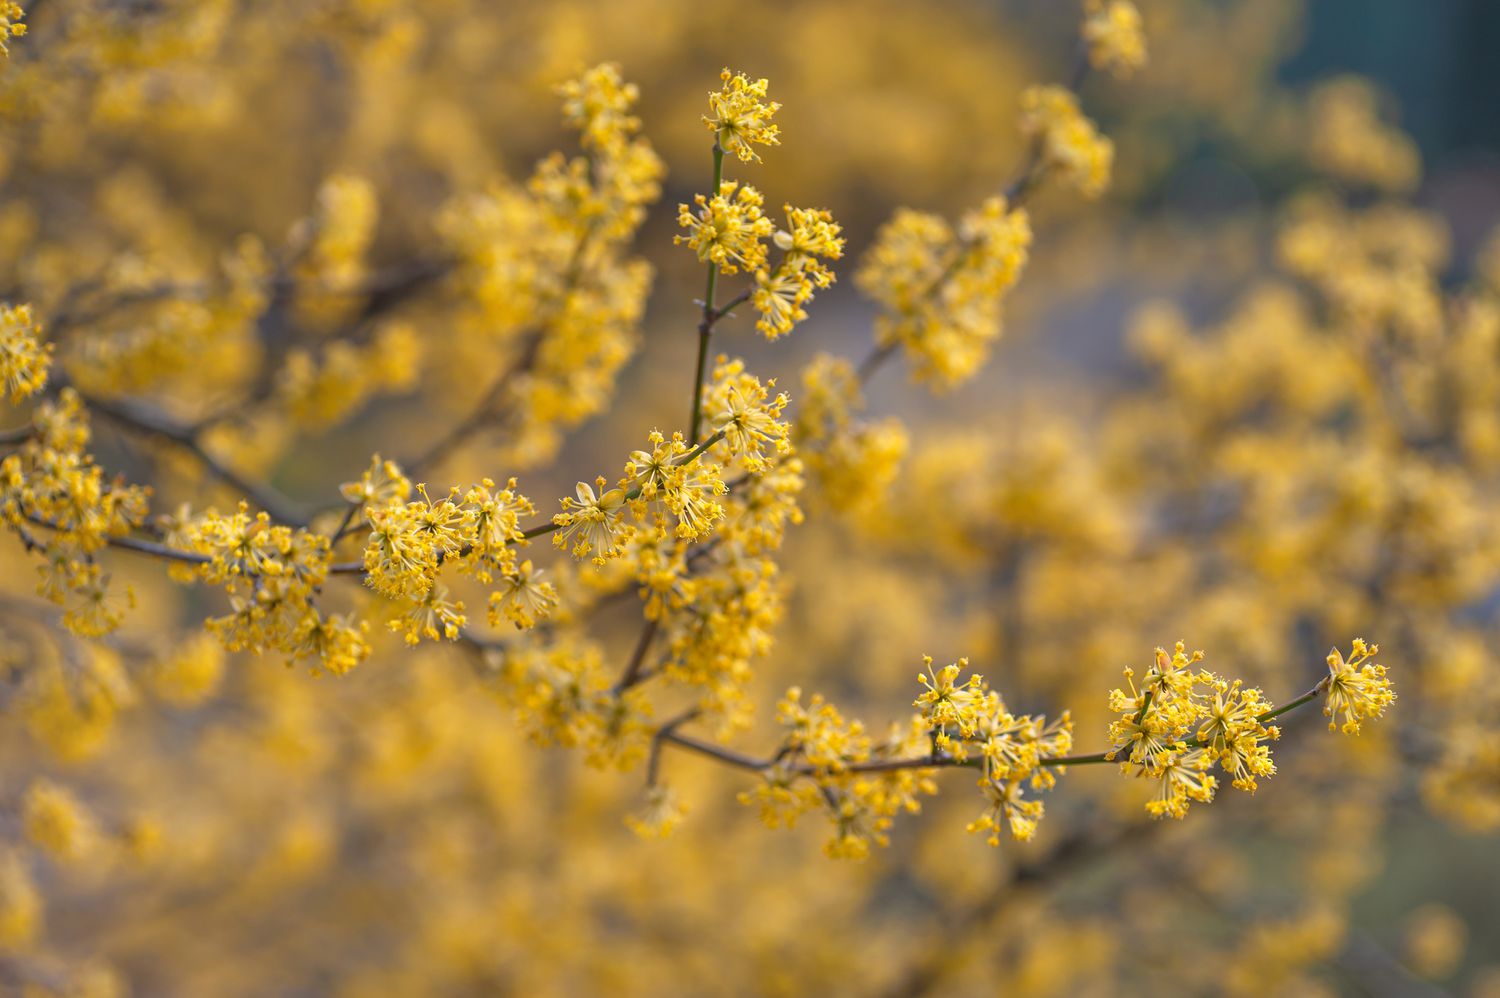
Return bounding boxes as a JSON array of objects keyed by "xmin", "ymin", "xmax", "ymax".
[{"xmin": 0, "ymin": 1, "xmax": 1489, "ymax": 994}]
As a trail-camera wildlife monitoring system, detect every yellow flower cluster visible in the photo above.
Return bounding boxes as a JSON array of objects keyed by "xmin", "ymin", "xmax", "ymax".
[
  {"xmin": 912, "ymin": 659, "xmax": 1073, "ymax": 843},
  {"xmin": 0, "ymin": 303, "xmax": 49, "ymax": 403},
  {"xmin": 1082, "ymin": 0, "xmax": 1147, "ymax": 79},
  {"xmin": 557, "ymin": 62, "xmax": 642, "ymax": 155},
  {"xmin": 437, "ymin": 63, "xmax": 663, "ymax": 467},
  {"xmin": 741, "ymin": 688, "xmax": 937, "ymax": 860},
  {"xmin": 352, "ymin": 464, "xmax": 558, "ymax": 645},
  {"xmin": 703, "ymin": 357, "xmax": 791, "ymax": 472},
  {"xmin": 164, "ymin": 503, "xmax": 369, "ymax": 673},
  {"xmin": 752, "ymin": 205, "xmax": 845, "ymax": 340},
  {"xmin": 1019, "ymin": 84, "xmax": 1114, "ymax": 198},
  {"xmin": 676, "ymin": 181, "xmax": 774, "ymax": 275},
  {"xmin": 1107, "ymin": 644, "xmax": 1249, "ymax": 817},
  {"xmin": 857, "ymin": 197, "xmax": 1032, "ymax": 387},
  {"xmin": 1307, "ymin": 76, "xmax": 1421, "ymax": 193},
  {"xmin": 23, "ymin": 779, "xmax": 100, "ymax": 865},
  {"xmin": 1322, "ymin": 639, "xmax": 1394, "ymax": 733},
  {"xmin": 0, "ymin": 18, "xmax": 1444, "ymax": 986},
  {"xmin": 680, "ymin": 72, "xmax": 843, "ymax": 344},
  {"xmin": 551, "ymin": 425, "xmax": 734, "ymax": 565},
  {"xmin": 795, "ymin": 354, "xmax": 908, "ymax": 515},
  {"xmin": 277, "ymin": 321, "xmax": 422, "ymax": 428},
  {"xmin": 487, "ymin": 640, "xmax": 653, "ymax": 770},
  {"xmin": 703, "ymin": 68, "xmax": 781, "ymax": 163},
  {"xmin": 733, "ymin": 657, "xmax": 1081, "ymax": 858},
  {"xmin": 1, "ymin": 389, "xmax": 150, "ymax": 636},
  {"xmin": 293, "ymin": 174, "xmax": 379, "ymax": 328},
  {"xmin": 1104, "ymin": 641, "xmax": 1393, "ymax": 820}
]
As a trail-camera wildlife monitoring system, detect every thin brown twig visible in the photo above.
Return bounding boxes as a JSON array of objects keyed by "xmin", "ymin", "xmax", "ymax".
[
  {"xmin": 78, "ymin": 390, "xmax": 307, "ymax": 525},
  {"xmin": 613, "ymin": 617, "xmax": 661, "ymax": 694}
]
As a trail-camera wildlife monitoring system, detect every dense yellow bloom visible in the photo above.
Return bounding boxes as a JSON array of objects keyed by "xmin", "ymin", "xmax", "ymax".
[
  {"xmin": 777, "ymin": 686, "xmax": 870, "ymax": 772},
  {"xmin": 1019, "ymin": 84, "xmax": 1114, "ymax": 198},
  {"xmin": 676, "ymin": 181, "xmax": 775, "ymax": 275},
  {"xmin": 363, "ymin": 481, "xmax": 524, "ymax": 605},
  {"xmin": 625, "ymin": 430, "xmax": 728, "ymax": 539},
  {"xmin": 704, "ymin": 68, "xmax": 781, "ymax": 162},
  {"xmin": 1197, "ymin": 678, "xmax": 1279, "ymax": 792},
  {"xmin": 0, "ymin": 21, "xmax": 1443, "ymax": 991},
  {"xmin": 1323, "ymin": 639, "xmax": 1395, "ymax": 733},
  {"xmin": 0, "ymin": 390, "xmax": 150, "ymax": 636},
  {"xmin": 1101, "ymin": 643, "xmax": 1376, "ymax": 819},
  {"xmin": 0, "ymin": 303, "xmax": 50, "ymax": 403},
  {"xmin": 1082, "ymin": 0, "xmax": 1147, "ymax": 78},
  {"xmin": 286, "ymin": 611, "xmax": 369, "ymax": 677}
]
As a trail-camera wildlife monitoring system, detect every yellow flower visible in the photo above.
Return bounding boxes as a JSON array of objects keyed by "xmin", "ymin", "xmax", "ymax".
[
  {"xmin": 856, "ymin": 199, "xmax": 1032, "ymax": 388},
  {"xmin": 705, "ymin": 358, "xmax": 791, "ymax": 471},
  {"xmin": 704, "ymin": 68, "xmax": 781, "ymax": 162},
  {"xmin": 287, "ymin": 610, "xmax": 370, "ymax": 676},
  {"xmin": 391, "ymin": 581, "xmax": 466, "ymax": 645},
  {"xmin": 0, "ymin": 2, "xmax": 24, "ymax": 56},
  {"xmin": 626, "ymin": 784, "xmax": 686, "ymax": 838},
  {"xmin": 1019, "ymin": 85, "xmax": 1114, "ymax": 198},
  {"xmin": 749, "ymin": 204, "xmax": 844, "ymax": 340},
  {"xmin": 752, "ymin": 268, "xmax": 814, "ymax": 341},
  {"xmin": 1143, "ymin": 748, "xmax": 1218, "ymax": 819},
  {"xmin": 556, "ymin": 62, "xmax": 642, "ymax": 153},
  {"xmin": 1082, "ymin": 0, "xmax": 1147, "ymax": 79},
  {"xmin": 676, "ymin": 181, "xmax": 775, "ymax": 275},
  {"xmin": 913, "ymin": 656, "xmax": 985, "ymax": 740},
  {"xmin": 488, "ymin": 559, "xmax": 559, "ymax": 630},
  {"xmin": 553, "ymin": 478, "xmax": 629, "ymax": 563},
  {"xmin": 1323, "ymin": 639, "xmax": 1395, "ymax": 734},
  {"xmin": 23, "ymin": 779, "xmax": 100, "ymax": 863},
  {"xmin": 967, "ymin": 777, "xmax": 1044, "ymax": 844},
  {"xmin": 0, "ymin": 303, "xmax": 50, "ymax": 403}
]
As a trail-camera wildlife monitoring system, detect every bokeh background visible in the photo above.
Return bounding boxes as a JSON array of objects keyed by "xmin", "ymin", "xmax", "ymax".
[{"xmin": 2, "ymin": 0, "xmax": 1499, "ymax": 995}]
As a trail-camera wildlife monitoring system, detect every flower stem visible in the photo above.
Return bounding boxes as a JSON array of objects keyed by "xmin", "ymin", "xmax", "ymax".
[
  {"xmin": 1256, "ymin": 681, "xmax": 1327, "ymax": 724},
  {"xmin": 688, "ymin": 141, "xmax": 727, "ymax": 445}
]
